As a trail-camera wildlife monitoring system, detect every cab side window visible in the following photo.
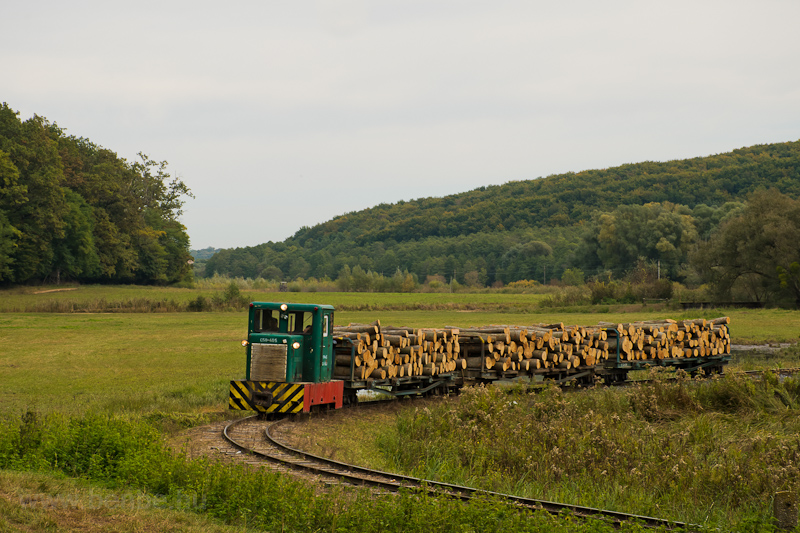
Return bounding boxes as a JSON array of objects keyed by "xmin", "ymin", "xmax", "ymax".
[{"xmin": 287, "ymin": 311, "xmax": 313, "ymax": 334}]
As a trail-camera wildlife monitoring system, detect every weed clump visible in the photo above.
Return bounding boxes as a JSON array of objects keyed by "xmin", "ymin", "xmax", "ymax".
[{"xmin": 628, "ymin": 368, "xmax": 701, "ymax": 420}]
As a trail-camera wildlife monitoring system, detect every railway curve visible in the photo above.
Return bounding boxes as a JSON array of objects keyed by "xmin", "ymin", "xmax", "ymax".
[{"xmin": 221, "ymin": 414, "xmax": 693, "ymax": 531}]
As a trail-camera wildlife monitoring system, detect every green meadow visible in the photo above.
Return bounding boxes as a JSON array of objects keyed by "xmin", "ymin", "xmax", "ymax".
[
  {"xmin": 2, "ymin": 291, "xmax": 799, "ymax": 414},
  {"xmin": 0, "ymin": 313, "xmax": 244, "ymax": 415}
]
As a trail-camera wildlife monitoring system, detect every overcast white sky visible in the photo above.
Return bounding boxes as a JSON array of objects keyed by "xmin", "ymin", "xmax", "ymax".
[{"xmin": 3, "ymin": 1, "xmax": 799, "ymax": 249}]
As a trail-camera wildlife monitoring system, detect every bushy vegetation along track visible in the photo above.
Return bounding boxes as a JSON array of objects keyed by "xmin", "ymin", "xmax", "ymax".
[{"xmin": 221, "ymin": 414, "xmax": 691, "ymax": 530}]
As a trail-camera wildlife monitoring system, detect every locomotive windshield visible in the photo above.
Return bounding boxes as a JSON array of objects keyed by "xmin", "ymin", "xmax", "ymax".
[
  {"xmin": 252, "ymin": 308, "xmax": 313, "ymax": 334},
  {"xmin": 254, "ymin": 309, "xmax": 280, "ymax": 333}
]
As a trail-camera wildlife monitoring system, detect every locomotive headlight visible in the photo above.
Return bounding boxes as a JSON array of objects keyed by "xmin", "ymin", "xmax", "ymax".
[
  {"xmin": 241, "ymin": 340, "xmax": 249, "ymax": 347},
  {"xmin": 292, "ymin": 341, "xmax": 301, "ymax": 349},
  {"xmin": 280, "ymin": 303, "xmax": 288, "ymax": 311}
]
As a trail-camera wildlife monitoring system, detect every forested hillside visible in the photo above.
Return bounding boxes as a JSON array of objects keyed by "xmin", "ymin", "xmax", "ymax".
[
  {"xmin": 204, "ymin": 140, "xmax": 800, "ymax": 288},
  {"xmin": 0, "ymin": 103, "xmax": 193, "ymax": 285}
]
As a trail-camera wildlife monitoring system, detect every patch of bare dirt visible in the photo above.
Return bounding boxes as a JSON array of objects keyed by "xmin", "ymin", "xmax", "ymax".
[
  {"xmin": 730, "ymin": 343, "xmax": 794, "ymax": 354},
  {"xmin": 167, "ymin": 420, "xmax": 232, "ymax": 460}
]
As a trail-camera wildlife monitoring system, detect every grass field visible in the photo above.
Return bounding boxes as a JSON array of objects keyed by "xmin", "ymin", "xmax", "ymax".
[
  {"xmin": 0, "ymin": 313, "xmax": 245, "ymax": 414},
  {"xmin": 2, "ymin": 285, "xmax": 797, "ymax": 342},
  {"xmin": 2, "ymin": 288, "xmax": 799, "ymax": 531}
]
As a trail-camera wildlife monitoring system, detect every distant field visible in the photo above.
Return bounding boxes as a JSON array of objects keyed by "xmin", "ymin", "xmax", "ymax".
[
  {"xmin": 0, "ymin": 285, "xmax": 213, "ymax": 312},
  {"xmin": 1, "ymin": 299, "xmax": 798, "ymax": 414},
  {"xmin": 265, "ymin": 291, "xmax": 550, "ymax": 310},
  {"xmin": 3, "ymin": 285, "xmax": 798, "ymax": 342},
  {"xmin": 0, "ymin": 285, "xmax": 548, "ymax": 312}
]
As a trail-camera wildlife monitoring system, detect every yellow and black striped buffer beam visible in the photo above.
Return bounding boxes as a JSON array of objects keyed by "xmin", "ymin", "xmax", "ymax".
[{"xmin": 229, "ymin": 380, "xmax": 304, "ymax": 413}]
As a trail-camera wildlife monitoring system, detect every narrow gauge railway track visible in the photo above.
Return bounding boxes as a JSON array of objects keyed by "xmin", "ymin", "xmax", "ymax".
[
  {"xmin": 622, "ymin": 366, "xmax": 800, "ymax": 387},
  {"xmin": 222, "ymin": 415, "xmax": 692, "ymax": 531}
]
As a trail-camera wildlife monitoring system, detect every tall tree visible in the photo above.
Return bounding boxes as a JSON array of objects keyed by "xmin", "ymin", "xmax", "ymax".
[
  {"xmin": 3, "ymin": 113, "xmax": 69, "ymax": 282},
  {"xmin": 0, "ymin": 149, "xmax": 24, "ymax": 280},
  {"xmin": 0, "ymin": 103, "xmax": 194, "ymax": 285},
  {"xmin": 50, "ymin": 189, "xmax": 101, "ymax": 283},
  {"xmin": 579, "ymin": 202, "xmax": 698, "ymax": 280},
  {"xmin": 691, "ymin": 189, "xmax": 800, "ymax": 306}
]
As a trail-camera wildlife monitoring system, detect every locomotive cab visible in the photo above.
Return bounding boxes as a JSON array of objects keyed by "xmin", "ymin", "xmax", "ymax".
[{"xmin": 229, "ymin": 302, "xmax": 342, "ymax": 414}]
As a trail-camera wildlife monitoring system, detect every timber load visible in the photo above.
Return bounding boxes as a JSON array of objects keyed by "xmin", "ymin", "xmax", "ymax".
[{"xmin": 332, "ymin": 317, "xmax": 731, "ymax": 381}]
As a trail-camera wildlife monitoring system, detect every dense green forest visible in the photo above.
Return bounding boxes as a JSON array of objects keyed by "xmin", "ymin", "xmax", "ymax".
[
  {"xmin": 0, "ymin": 103, "xmax": 193, "ymax": 285},
  {"xmin": 203, "ymin": 140, "xmax": 800, "ymax": 303}
]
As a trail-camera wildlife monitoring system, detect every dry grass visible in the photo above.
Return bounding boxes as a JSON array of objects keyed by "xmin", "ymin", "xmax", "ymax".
[{"xmin": 0, "ymin": 470, "xmax": 247, "ymax": 533}]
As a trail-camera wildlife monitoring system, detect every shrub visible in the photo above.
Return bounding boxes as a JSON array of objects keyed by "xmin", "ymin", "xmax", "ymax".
[
  {"xmin": 538, "ymin": 286, "xmax": 591, "ymax": 307},
  {"xmin": 588, "ymin": 280, "xmax": 619, "ymax": 304},
  {"xmin": 561, "ymin": 269, "xmax": 585, "ymax": 286},
  {"xmin": 628, "ymin": 369, "xmax": 701, "ymax": 420},
  {"xmin": 505, "ymin": 279, "xmax": 540, "ymax": 291},
  {"xmin": 588, "ymin": 279, "xmax": 673, "ymax": 304},
  {"xmin": 187, "ymin": 295, "xmax": 209, "ymax": 311}
]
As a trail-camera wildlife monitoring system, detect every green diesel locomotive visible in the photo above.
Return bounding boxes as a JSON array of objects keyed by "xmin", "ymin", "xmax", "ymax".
[
  {"xmin": 230, "ymin": 301, "xmax": 460, "ymax": 414},
  {"xmin": 229, "ymin": 302, "xmax": 341, "ymax": 414}
]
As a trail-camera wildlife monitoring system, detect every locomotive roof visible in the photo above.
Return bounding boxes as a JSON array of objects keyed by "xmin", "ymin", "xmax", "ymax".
[{"xmin": 249, "ymin": 302, "xmax": 335, "ymax": 311}]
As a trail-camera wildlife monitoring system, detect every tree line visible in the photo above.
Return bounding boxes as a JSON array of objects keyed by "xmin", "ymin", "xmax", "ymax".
[{"xmin": 0, "ymin": 103, "xmax": 193, "ymax": 285}]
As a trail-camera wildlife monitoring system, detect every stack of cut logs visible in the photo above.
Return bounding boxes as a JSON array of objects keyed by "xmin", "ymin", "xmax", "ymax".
[
  {"xmin": 597, "ymin": 316, "xmax": 731, "ymax": 361},
  {"xmin": 333, "ymin": 321, "xmax": 463, "ymax": 380},
  {"xmin": 333, "ymin": 317, "xmax": 730, "ymax": 380}
]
